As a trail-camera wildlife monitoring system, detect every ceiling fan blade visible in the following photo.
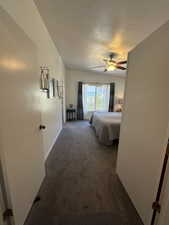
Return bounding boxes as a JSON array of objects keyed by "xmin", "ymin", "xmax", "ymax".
[
  {"xmin": 103, "ymin": 58, "xmax": 116, "ymax": 63},
  {"xmin": 110, "ymin": 59, "xmax": 116, "ymax": 63},
  {"xmin": 90, "ymin": 65, "xmax": 105, "ymax": 69},
  {"xmin": 117, "ymin": 60, "xmax": 127, "ymax": 65},
  {"xmin": 116, "ymin": 65, "xmax": 126, "ymax": 70}
]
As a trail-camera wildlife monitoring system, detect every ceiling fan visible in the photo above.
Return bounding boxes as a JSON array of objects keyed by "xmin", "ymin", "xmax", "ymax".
[{"xmin": 92, "ymin": 53, "xmax": 127, "ymax": 72}]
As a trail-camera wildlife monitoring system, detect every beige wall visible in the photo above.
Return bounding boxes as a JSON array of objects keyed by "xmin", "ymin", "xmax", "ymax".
[
  {"xmin": 66, "ymin": 68, "xmax": 126, "ymax": 112},
  {"xmin": 0, "ymin": 0, "xmax": 66, "ymax": 159},
  {"xmin": 117, "ymin": 21, "xmax": 169, "ymax": 225}
]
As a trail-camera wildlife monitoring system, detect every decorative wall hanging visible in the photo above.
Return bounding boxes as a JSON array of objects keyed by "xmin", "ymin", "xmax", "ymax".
[
  {"xmin": 40, "ymin": 67, "xmax": 49, "ymax": 91},
  {"xmin": 47, "ymin": 78, "xmax": 56, "ymax": 98},
  {"xmin": 52, "ymin": 78, "xmax": 56, "ymax": 97},
  {"xmin": 56, "ymin": 80, "xmax": 64, "ymax": 99}
]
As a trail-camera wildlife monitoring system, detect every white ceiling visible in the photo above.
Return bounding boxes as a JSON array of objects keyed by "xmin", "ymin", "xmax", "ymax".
[{"xmin": 34, "ymin": 0, "xmax": 169, "ymax": 75}]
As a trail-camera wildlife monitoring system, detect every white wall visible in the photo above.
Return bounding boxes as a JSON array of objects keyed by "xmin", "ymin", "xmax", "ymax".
[
  {"xmin": 66, "ymin": 68, "xmax": 126, "ymax": 112},
  {"xmin": 117, "ymin": 20, "xmax": 169, "ymax": 225},
  {"xmin": 0, "ymin": 0, "xmax": 66, "ymax": 159}
]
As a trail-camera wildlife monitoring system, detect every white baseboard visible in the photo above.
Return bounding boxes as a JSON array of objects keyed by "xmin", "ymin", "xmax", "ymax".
[{"xmin": 45, "ymin": 127, "xmax": 62, "ymax": 161}]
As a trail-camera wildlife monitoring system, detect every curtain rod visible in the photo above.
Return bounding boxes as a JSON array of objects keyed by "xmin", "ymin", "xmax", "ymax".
[{"xmin": 82, "ymin": 81, "xmax": 112, "ymax": 85}]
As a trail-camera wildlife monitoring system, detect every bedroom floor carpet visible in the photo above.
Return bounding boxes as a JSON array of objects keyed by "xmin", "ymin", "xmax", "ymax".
[{"xmin": 25, "ymin": 121, "xmax": 143, "ymax": 225}]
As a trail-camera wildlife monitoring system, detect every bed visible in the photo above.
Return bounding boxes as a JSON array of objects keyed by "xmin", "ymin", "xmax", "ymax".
[{"xmin": 90, "ymin": 112, "xmax": 122, "ymax": 145}]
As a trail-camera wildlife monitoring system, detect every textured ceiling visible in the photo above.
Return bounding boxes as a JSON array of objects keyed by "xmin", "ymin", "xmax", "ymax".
[{"xmin": 34, "ymin": 0, "xmax": 169, "ymax": 75}]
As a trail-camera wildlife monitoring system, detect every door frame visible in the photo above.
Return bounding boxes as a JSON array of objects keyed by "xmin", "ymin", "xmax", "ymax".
[
  {"xmin": 0, "ymin": 158, "xmax": 13, "ymax": 225},
  {"xmin": 155, "ymin": 123, "xmax": 169, "ymax": 225},
  {"xmin": 0, "ymin": 184, "xmax": 5, "ymax": 225},
  {"xmin": 156, "ymin": 168, "xmax": 169, "ymax": 225}
]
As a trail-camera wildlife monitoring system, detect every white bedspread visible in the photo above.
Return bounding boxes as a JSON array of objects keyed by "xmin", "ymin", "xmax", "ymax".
[{"xmin": 91, "ymin": 112, "xmax": 122, "ymax": 145}]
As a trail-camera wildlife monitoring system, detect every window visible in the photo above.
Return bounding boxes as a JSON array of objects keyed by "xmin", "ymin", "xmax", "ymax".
[{"xmin": 83, "ymin": 83, "xmax": 110, "ymax": 112}]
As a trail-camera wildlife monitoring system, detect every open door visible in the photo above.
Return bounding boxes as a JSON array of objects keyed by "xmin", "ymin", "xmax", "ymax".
[
  {"xmin": 0, "ymin": 202, "xmax": 4, "ymax": 225},
  {"xmin": 0, "ymin": 185, "xmax": 5, "ymax": 225},
  {"xmin": 0, "ymin": 7, "xmax": 45, "ymax": 225},
  {"xmin": 117, "ymin": 21, "xmax": 169, "ymax": 225},
  {"xmin": 155, "ymin": 161, "xmax": 169, "ymax": 225},
  {"xmin": 154, "ymin": 125, "xmax": 169, "ymax": 225}
]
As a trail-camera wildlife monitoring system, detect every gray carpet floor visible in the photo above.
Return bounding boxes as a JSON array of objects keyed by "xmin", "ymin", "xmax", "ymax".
[{"xmin": 25, "ymin": 121, "xmax": 143, "ymax": 225}]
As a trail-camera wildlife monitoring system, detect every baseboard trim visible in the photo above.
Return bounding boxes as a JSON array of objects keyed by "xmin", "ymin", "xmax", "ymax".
[
  {"xmin": 45, "ymin": 127, "xmax": 62, "ymax": 161},
  {"xmin": 116, "ymin": 173, "xmax": 143, "ymax": 224}
]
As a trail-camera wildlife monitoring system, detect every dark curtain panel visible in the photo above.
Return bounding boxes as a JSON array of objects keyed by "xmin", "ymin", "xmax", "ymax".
[
  {"xmin": 109, "ymin": 83, "xmax": 115, "ymax": 112},
  {"xmin": 77, "ymin": 82, "xmax": 84, "ymax": 120}
]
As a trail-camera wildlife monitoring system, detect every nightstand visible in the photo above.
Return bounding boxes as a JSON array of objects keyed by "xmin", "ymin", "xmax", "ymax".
[{"xmin": 66, "ymin": 109, "xmax": 76, "ymax": 121}]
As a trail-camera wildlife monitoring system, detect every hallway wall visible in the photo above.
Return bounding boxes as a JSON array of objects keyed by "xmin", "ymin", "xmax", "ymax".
[{"xmin": 0, "ymin": 0, "xmax": 66, "ymax": 159}]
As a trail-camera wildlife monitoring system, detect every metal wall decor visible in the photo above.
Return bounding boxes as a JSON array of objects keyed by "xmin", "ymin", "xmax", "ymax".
[
  {"xmin": 56, "ymin": 80, "xmax": 64, "ymax": 99},
  {"xmin": 40, "ymin": 66, "xmax": 49, "ymax": 91},
  {"xmin": 47, "ymin": 78, "xmax": 56, "ymax": 98},
  {"xmin": 40, "ymin": 67, "xmax": 64, "ymax": 100},
  {"xmin": 52, "ymin": 78, "xmax": 56, "ymax": 97}
]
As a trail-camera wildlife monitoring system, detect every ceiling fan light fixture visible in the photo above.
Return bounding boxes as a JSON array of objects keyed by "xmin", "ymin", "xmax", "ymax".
[
  {"xmin": 107, "ymin": 65, "xmax": 116, "ymax": 71},
  {"xmin": 106, "ymin": 62, "xmax": 116, "ymax": 71},
  {"xmin": 90, "ymin": 53, "xmax": 127, "ymax": 72}
]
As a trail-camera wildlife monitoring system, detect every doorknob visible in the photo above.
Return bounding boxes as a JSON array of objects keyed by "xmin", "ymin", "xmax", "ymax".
[{"xmin": 39, "ymin": 125, "xmax": 46, "ymax": 130}]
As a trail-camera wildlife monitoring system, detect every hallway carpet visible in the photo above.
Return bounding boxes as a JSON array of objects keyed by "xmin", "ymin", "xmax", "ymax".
[{"xmin": 25, "ymin": 121, "xmax": 143, "ymax": 225}]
